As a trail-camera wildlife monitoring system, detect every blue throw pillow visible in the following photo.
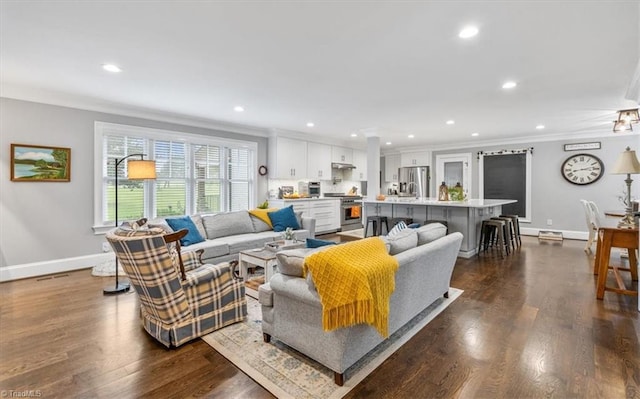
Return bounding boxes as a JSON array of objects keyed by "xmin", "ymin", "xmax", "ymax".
[
  {"xmin": 306, "ymin": 238, "xmax": 337, "ymax": 248},
  {"xmin": 408, "ymin": 223, "xmax": 421, "ymax": 229},
  {"xmin": 268, "ymin": 206, "xmax": 300, "ymax": 232},
  {"xmin": 165, "ymin": 216, "xmax": 205, "ymax": 246}
]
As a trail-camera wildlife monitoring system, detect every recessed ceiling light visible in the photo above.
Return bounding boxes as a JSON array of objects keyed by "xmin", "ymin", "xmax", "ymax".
[
  {"xmin": 536, "ymin": 124, "xmax": 545, "ymax": 130},
  {"xmin": 446, "ymin": 120, "xmax": 455, "ymax": 125},
  {"xmin": 233, "ymin": 106, "xmax": 244, "ymax": 112},
  {"xmin": 408, "ymin": 134, "xmax": 415, "ymax": 138},
  {"xmin": 306, "ymin": 122, "xmax": 315, "ymax": 127},
  {"xmin": 471, "ymin": 132, "xmax": 479, "ymax": 137},
  {"xmin": 459, "ymin": 26, "xmax": 479, "ymax": 39},
  {"xmin": 102, "ymin": 64, "xmax": 121, "ymax": 73},
  {"xmin": 502, "ymin": 81, "xmax": 517, "ymax": 89},
  {"xmin": 385, "ymin": 142, "xmax": 392, "ymax": 145},
  {"xmin": 350, "ymin": 133, "xmax": 357, "ymax": 137}
]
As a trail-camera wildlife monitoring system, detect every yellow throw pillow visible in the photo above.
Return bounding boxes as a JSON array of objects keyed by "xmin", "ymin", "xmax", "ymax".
[{"xmin": 248, "ymin": 208, "xmax": 277, "ymax": 228}]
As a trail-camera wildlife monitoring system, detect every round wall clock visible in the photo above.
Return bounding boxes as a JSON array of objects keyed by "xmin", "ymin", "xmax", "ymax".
[{"xmin": 561, "ymin": 153, "xmax": 604, "ymax": 185}]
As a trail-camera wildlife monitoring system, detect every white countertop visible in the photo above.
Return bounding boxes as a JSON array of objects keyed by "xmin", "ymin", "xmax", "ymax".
[
  {"xmin": 270, "ymin": 197, "xmax": 340, "ymax": 201},
  {"xmin": 360, "ymin": 198, "xmax": 517, "ymax": 208}
]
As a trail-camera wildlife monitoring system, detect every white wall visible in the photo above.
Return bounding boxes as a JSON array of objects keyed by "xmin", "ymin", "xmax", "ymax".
[
  {"xmin": 0, "ymin": 98, "xmax": 268, "ymax": 274},
  {"xmin": 431, "ymin": 135, "xmax": 640, "ymax": 233}
]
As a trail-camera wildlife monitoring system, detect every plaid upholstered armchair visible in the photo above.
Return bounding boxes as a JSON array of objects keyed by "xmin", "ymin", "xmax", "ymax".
[{"xmin": 106, "ymin": 227, "xmax": 247, "ymax": 347}]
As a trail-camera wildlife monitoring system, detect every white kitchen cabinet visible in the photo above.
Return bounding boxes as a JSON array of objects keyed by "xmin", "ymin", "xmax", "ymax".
[
  {"xmin": 269, "ymin": 198, "xmax": 340, "ymax": 234},
  {"xmin": 269, "ymin": 199, "xmax": 310, "ymax": 217},
  {"xmin": 307, "ymin": 142, "xmax": 332, "ymax": 180},
  {"xmin": 308, "ymin": 199, "xmax": 340, "ymax": 233},
  {"xmin": 400, "ymin": 151, "xmax": 431, "ymax": 167},
  {"xmin": 428, "ymin": 206, "xmax": 471, "ymax": 250},
  {"xmin": 268, "ymin": 136, "xmax": 308, "ymax": 179},
  {"xmin": 384, "ymin": 154, "xmax": 401, "ymax": 182},
  {"xmin": 332, "ymin": 146, "xmax": 353, "ymax": 164},
  {"xmin": 351, "ymin": 149, "xmax": 367, "ymax": 181}
]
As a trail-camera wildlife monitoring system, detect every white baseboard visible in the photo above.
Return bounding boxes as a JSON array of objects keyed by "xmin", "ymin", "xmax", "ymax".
[
  {"xmin": 520, "ymin": 227, "xmax": 588, "ymax": 241},
  {"xmin": 0, "ymin": 253, "xmax": 112, "ymax": 282}
]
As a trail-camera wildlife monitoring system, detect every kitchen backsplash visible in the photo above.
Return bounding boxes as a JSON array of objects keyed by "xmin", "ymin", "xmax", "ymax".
[{"xmin": 266, "ymin": 179, "xmax": 363, "ymax": 199}]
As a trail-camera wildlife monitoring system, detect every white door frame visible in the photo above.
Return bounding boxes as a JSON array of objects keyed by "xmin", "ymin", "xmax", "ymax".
[{"xmin": 435, "ymin": 153, "xmax": 472, "ymax": 197}]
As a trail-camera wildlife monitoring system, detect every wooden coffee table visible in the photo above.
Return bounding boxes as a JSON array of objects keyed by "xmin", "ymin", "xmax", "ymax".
[{"xmin": 239, "ymin": 241, "xmax": 305, "ymax": 298}]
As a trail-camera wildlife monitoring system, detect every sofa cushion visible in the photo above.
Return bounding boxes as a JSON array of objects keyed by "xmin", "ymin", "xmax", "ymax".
[
  {"xmin": 416, "ymin": 223, "xmax": 447, "ymax": 245},
  {"xmin": 225, "ymin": 233, "xmax": 274, "ymax": 254},
  {"xmin": 276, "ymin": 247, "xmax": 325, "ymax": 277},
  {"xmin": 165, "ymin": 216, "xmax": 206, "ymax": 246},
  {"xmin": 268, "ymin": 206, "xmax": 300, "ymax": 232},
  {"xmin": 183, "ymin": 239, "xmax": 230, "ymax": 259},
  {"xmin": 382, "ymin": 228, "xmax": 418, "ymax": 255},
  {"xmin": 202, "ymin": 211, "xmax": 255, "ymax": 239}
]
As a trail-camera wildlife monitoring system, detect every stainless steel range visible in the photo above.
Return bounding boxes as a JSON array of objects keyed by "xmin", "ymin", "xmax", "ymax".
[{"xmin": 324, "ymin": 193, "xmax": 363, "ymax": 231}]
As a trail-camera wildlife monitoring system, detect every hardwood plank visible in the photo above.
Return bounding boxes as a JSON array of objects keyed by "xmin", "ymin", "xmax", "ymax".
[{"xmin": 1, "ymin": 236, "xmax": 638, "ymax": 398}]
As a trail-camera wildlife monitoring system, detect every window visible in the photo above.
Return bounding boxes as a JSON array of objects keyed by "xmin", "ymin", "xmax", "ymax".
[
  {"xmin": 478, "ymin": 148, "xmax": 532, "ymax": 222},
  {"xmin": 94, "ymin": 122, "xmax": 257, "ymax": 233}
]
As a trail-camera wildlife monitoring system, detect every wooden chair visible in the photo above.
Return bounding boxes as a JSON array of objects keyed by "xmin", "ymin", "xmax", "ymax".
[{"xmin": 580, "ymin": 199, "xmax": 601, "ymax": 254}]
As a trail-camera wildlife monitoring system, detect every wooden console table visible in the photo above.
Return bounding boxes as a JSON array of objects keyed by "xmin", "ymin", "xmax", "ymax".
[{"xmin": 595, "ymin": 227, "xmax": 638, "ymax": 300}]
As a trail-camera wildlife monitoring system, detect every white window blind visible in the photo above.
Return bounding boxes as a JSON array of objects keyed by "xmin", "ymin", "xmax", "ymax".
[
  {"xmin": 94, "ymin": 122, "xmax": 257, "ymax": 232},
  {"xmin": 155, "ymin": 140, "xmax": 187, "ymax": 217}
]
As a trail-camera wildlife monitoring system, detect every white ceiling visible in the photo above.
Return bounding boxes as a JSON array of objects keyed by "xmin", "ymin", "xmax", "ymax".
[{"xmin": 1, "ymin": 1, "xmax": 639, "ymax": 149}]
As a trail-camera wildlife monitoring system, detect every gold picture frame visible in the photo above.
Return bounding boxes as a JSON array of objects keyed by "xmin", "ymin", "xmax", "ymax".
[{"xmin": 11, "ymin": 143, "xmax": 71, "ymax": 182}]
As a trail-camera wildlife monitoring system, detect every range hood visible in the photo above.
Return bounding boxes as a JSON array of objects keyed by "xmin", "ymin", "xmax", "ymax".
[{"xmin": 331, "ymin": 162, "xmax": 356, "ymax": 170}]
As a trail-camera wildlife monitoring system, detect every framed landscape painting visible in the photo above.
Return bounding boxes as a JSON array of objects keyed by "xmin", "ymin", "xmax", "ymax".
[{"xmin": 11, "ymin": 144, "xmax": 71, "ymax": 182}]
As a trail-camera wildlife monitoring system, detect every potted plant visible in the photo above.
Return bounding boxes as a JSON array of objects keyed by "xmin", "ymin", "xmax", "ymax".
[{"xmin": 283, "ymin": 227, "xmax": 296, "ymax": 244}]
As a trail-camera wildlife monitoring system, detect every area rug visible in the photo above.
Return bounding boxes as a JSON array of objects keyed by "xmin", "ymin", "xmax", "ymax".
[{"xmin": 202, "ymin": 287, "xmax": 463, "ymax": 399}]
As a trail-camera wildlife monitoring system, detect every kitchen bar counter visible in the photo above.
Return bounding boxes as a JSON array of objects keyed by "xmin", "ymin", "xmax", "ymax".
[
  {"xmin": 361, "ymin": 198, "xmax": 517, "ymax": 258},
  {"xmin": 362, "ymin": 198, "xmax": 516, "ymax": 208}
]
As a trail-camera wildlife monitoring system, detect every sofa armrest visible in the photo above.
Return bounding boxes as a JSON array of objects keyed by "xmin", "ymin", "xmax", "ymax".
[
  {"xmin": 269, "ymin": 273, "xmax": 322, "ymax": 309},
  {"xmin": 301, "ymin": 217, "xmax": 316, "ymax": 238},
  {"xmin": 258, "ymin": 283, "xmax": 274, "ymax": 307}
]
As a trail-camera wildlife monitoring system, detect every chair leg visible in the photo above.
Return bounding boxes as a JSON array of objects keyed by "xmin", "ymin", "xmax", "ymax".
[{"xmin": 585, "ymin": 229, "xmax": 594, "ymax": 254}]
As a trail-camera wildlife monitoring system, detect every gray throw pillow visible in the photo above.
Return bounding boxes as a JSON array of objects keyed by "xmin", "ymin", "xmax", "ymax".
[
  {"xmin": 276, "ymin": 247, "xmax": 324, "ymax": 277},
  {"xmin": 249, "ymin": 214, "xmax": 272, "ymax": 233},
  {"xmin": 383, "ymin": 228, "xmax": 418, "ymax": 255},
  {"xmin": 189, "ymin": 214, "xmax": 208, "ymax": 239},
  {"xmin": 202, "ymin": 211, "xmax": 255, "ymax": 239},
  {"xmin": 416, "ymin": 223, "xmax": 447, "ymax": 246}
]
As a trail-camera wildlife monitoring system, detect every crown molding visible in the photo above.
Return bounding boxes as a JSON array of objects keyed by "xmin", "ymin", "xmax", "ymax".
[
  {"xmin": 382, "ymin": 129, "xmax": 636, "ymax": 154},
  {"xmin": 1, "ymin": 83, "xmax": 269, "ymax": 138}
]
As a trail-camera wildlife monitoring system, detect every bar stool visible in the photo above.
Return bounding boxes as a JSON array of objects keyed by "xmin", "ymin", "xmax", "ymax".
[
  {"xmin": 478, "ymin": 219, "xmax": 507, "ymax": 258},
  {"xmin": 365, "ymin": 216, "xmax": 389, "ymax": 237},
  {"xmin": 492, "ymin": 216, "xmax": 516, "ymax": 252},
  {"xmin": 500, "ymin": 214, "xmax": 522, "ymax": 246},
  {"xmin": 594, "ymin": 227, "xmax": 638, "ymax": 300}
]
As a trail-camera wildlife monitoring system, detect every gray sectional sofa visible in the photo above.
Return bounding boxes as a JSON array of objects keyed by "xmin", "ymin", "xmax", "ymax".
[
  {"xmin": 150, "ymin": 210, "xmax": 316, "ymax": 264},
  {"xmin": 259, "ymin": 224, "xmax": 462, "ymax": 385}
]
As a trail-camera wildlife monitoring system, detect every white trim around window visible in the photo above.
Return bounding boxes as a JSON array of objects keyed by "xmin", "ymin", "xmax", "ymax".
[{"xmin": 93, "ymin": 121, "xmax": 258, "ymax": 234}]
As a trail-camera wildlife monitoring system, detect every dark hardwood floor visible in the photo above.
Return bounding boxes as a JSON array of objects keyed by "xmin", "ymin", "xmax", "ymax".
[{"xmin": 1, "ymin": 236, "xmax": 638, "ymax": 398}]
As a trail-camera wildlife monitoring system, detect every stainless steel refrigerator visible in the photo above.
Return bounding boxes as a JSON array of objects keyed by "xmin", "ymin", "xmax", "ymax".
[{"xmin": 398, "ymin": 166, "xmax": 430, "ymax": 198}]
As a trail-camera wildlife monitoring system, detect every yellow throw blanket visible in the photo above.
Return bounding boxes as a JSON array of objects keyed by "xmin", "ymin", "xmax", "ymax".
[{"xmin": 303, "ymin": 237, "xmax": 399, "ymax": 338}]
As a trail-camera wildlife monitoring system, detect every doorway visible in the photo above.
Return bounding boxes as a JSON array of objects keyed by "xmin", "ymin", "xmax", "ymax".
[{"xmin": 435, "ymin": 153, "xmax": 472, "ymax": 198}]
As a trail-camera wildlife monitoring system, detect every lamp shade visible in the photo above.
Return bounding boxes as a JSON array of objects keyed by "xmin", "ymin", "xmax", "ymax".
[
  {"xmin": 127, "ymin": 160, "xmax": 156, "ymax": 180},
  {"xmin": 611, "ymin": 147, "xmax": 640, "ymax": 175}
]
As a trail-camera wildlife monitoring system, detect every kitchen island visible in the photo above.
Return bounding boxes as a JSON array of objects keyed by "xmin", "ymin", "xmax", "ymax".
[{"xmin": 361, "ymin": 198, "xmax": 517, "ymax": 258}]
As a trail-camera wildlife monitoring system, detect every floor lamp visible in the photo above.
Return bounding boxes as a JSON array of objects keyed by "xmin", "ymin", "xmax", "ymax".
[
  {"xmin": 611, "ymin": 146, "xmax": 640, "ymax": 229},
  {"xmin": 104, "ymin": 154, "xmax": 156, "ymax": 295}
]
